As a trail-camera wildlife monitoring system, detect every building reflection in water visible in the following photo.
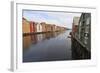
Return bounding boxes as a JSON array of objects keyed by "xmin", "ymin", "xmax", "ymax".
[
  {"xmin": 23, "ymin": 30, "xmax": 73, "ymax": 62},
  {"xmin": 23, "ymin": 35, "xmax": 31, "ymax": 52},
  {"xmin": 23, "ymin": 31, "xmax": 65, "ymax": 52}
]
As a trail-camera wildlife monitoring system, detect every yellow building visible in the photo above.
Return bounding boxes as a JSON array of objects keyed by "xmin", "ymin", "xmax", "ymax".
[{"xmin": 22, "ymin": 18, "xmax": 30, "ymax": 34}]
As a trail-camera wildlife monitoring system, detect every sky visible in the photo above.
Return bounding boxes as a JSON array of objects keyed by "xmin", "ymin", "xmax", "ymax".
[{"xmin": 23, "ymin": 10, "xmax": 81, "ymax": 29}]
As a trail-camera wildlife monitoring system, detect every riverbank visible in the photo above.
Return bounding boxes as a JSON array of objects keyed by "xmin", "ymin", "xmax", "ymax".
[{"xmin": 23, "ymin": 30, "xmax": 67, "ymax": 36}]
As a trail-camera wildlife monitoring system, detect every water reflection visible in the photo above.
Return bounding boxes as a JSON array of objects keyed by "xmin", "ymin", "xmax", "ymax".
[
  {"xmin": 23, "ymin": 36, "xmax": 31, "ymax": 51},
  {"xmin": 23, "ymin": 30, "xmax": 72, "ymax": 62},
  {"xmin": 23, "ymin": 31, "xmax": 66, "ymax": 50}
]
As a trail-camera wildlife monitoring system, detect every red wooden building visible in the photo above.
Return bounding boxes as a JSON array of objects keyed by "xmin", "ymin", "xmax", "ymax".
[{"xmin": 30, "ymin": 21, "xmax": 36, "ymax": 33}]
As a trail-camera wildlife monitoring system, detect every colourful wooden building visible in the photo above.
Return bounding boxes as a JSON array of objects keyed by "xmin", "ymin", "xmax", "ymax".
[
  {"xmin": 22, "ymin": 18, "xmax": 30, "ymax": 34},
  {"xmin": 30, "ymin": 21, "xmax": 36, "ymax": 33}
]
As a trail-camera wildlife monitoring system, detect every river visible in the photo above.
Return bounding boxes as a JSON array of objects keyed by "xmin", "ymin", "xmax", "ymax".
[{"xmin": 23, "ymin": 30, "xmax": 72, "ymax": 62}]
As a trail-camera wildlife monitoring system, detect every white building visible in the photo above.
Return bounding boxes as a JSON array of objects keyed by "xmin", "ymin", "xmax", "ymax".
[{"xmin": 36, "ymin": 22, "xmax": 42, "ymax": 33}]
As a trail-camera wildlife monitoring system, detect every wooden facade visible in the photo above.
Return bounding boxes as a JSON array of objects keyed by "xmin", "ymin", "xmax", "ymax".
[
  {"xmin": 71, "ymin": 13, "xmax": 91, "ymax": 59},
  {"xmin": 40, "ymin": 22, "xmax": 47, "ymax": 32},
  {"xmin": 30, "ymin": 21, "xmax": 36, "ymax": 33},
  {"xmin": 22, "ymin": 18, "xmax": 67, "ymax": 34},
  {"xmin": 22, "ymin": 18, "xmax": 30, "ymax": 34},
  {"xmin": 72, "ymin": 17, "xmax": 80, "ymax": 35}
]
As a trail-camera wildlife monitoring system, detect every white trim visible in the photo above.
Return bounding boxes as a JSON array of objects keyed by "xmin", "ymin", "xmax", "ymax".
[
  {"xmin": 11, "ymin": 1, "xmax": 17, "ymax": 71},
  {"xmin": 11, "ymin": 1, "xmax": 97, "ymax": 71}
]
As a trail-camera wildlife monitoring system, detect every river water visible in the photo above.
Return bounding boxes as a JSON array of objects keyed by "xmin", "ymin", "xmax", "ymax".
[{"xmin": 23, "ymin": 30, "xmax": 72, "ymax": 62}]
